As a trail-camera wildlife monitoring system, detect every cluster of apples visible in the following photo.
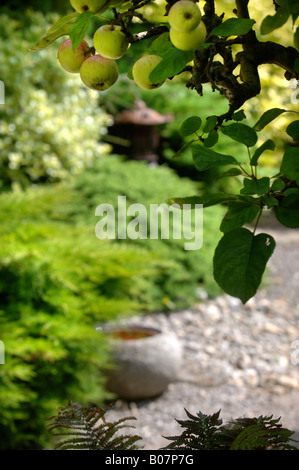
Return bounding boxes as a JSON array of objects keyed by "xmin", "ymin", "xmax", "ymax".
[
  {"xmin": 57, "ymin": 0, "xmax": 206, "ymax": 92},
  {"xmin": 168, "ymin": 0, "xmax": 206, "ymax": 51}
]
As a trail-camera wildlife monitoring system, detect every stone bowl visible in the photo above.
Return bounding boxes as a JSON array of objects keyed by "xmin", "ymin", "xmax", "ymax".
[{"xmin": 100, "ymin": 324, "xmax": 183, "ymax": 400}]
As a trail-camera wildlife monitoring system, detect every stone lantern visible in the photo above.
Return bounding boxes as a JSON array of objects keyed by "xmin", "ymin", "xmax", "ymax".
[{"xmin": 108, "ymin": 100, "xmax": 173, "ymax": 163}]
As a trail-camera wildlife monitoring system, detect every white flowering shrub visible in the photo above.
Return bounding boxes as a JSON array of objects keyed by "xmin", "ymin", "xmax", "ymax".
[{"xmin": 0, "ymin": 10, "xmax": 112, "ymax": 188}]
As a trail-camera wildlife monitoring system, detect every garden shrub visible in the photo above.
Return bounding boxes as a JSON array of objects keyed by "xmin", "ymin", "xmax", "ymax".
[
  {"xmin": 0, "ymin": 9, "xmax": 111, "ymax": 190},
  {"xmin": 0, "ymin": 156, "xmax": 223, "ymax": 449}
]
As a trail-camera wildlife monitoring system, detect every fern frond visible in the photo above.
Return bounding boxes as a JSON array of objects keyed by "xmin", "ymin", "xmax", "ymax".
[
  {"xmin": 48, "ymin": 401, "xmax": 142, "ymax": 450},
  {"xmin": 162, "ymin": 409, "xmax": 299, "ymax": 451}
]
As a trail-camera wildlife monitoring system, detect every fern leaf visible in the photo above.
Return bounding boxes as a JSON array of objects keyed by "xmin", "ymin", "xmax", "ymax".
[{"xmin": 48, "ymin": 401, "xmax": 142, "ymax": 450}]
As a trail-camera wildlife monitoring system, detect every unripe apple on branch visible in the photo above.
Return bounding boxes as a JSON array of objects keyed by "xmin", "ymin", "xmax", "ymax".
[
  {"xmin": 93, "ymin": 25, "xmax": 129, "ymax": 60},
  {"xmin": 80, "ymin": 54, "xmax": 119, "ymax": 90},
  {"xmin": 58, "ymin": 38, "xmax": 92, "ymax": 73}
]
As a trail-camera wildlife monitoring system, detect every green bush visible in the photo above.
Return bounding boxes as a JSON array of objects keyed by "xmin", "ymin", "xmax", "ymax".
[
  {"xmin": 0, "ymin": 10, "xmax": 111, "ymax": 190},
  {"xmin": 0, "ymin": 156, "xmax": 223, "ymax": 449}
]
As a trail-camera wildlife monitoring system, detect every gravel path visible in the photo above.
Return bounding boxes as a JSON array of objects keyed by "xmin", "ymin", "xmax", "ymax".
[{"xmin": 106, "ymin": 224, "xmax": 299, "ymax": 450}]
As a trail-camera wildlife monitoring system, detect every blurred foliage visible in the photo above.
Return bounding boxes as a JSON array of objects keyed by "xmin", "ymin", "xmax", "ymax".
[
  {"xmin": 1, "ymin": 0, "xmax": 71, "ymax": 14},
  {"xmin": 0, "ymin": 10, "xmax": 111, "ymax": 190},
  {"xmin": 0, "ymin": 155, "xmax": 223, "ymax": 449}
]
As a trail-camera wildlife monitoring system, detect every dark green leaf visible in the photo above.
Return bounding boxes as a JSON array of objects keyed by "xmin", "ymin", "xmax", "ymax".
[
  {"xmin": 285, "ymin": 0, "xmax": 299, "ymax": 14},
  {"xmin": 221, "ymin": 123, "xmax": 258, "ymax": 147},
  {"xmin": 220, "ymin": 202, "xmax": 260, "ymax": 233},
  {"xmin": 280, "ymin": 146, "xmax": 299, "ymax": 180},
  {"xmin": 261, "ymin": 196, "xmax": 279, "ymax": 208},
  {"xmin": 172, "ymin": 140, "xmax": 196, "ymax": 158},
  {"xmin": 217, "ymin": 168, "xmax": 243, "ymax": 179},
  {"xmin": 271, "ymin": 178, "xmax": 286, "ymax": 191},
  {"xmin": 232, "ymin": 110, "xmax": 247, "ymax": 122},
  {"xmin": 180, "ymin": 116, "xmax": 202, "ymax": 137},
  {"xmin": 275, "ymin": 194, "xmax": 299, "ymax": 227},
  {"xmin": 204, "ymin": 129, "xmax": 219, "ymax": 148},
  {"xmin": 168, "ymin": 192, "xmax": 238, "ymax": 208},
  {"xmin": 294, "ymin": 26, "xmax": 299, "ymax": 50},
  {"xmin": 251, "ymin": 140, "xmax": 276, "ymax": 166},
  {"xmin": 253, "ymin": 108, "xmax": 287, "ymax": 131},
  {"xmin": 213, "ymin": 228, "xmax": 276, "ymax": 304},
  {"xmin": 286, "ymin": 120, "xmax": 299, "ymax": 140},
  {"xmin": 260, "ymin": 7, "xmax": 289, "ymax": 35},
  {"xmin": 203, "ymin": 116, "xmax": 218, "ymax": 133},
  {"xmin": 284, "ymin": 188, "xmax": 299, "ymax": 196},
  {"xmin": 149, "ymin": 48, "xmax": 194, "ymax": 83},
  {"xmin": 240, "ymin": 177, "xmax": 270, "ymax": 195},
  {"xmin": 211, "ymin": 18, "xmax": 256, "ymax": 37},
  {"xmin": 69, "ymin": 12, "xmax": 94, "ymax": 50},
  {"xmin": 192, "ymin": 144, "xmax": 238, "ymax": 171}
]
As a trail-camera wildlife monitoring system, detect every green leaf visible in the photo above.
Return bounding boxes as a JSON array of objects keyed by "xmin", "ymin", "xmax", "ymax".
[
  {"xmin": 275, "ymin": 194, "xmax": 299, "ymax": 227},
  {"xmin": 47, "ymin": 12, "xmax": 79, "ymax": 34},
  {"xmin": 240, "ymin": 177, "xmax": 270, "ymax": 195},
  {"xmin": 261, "ymin": 196, "xmax": 279, "ymax": 208},
  {"xmin": 29, "ymin": 22, "xmax": 75, "ymax": 51},
  {"xmin": 150, "ymin": 32, "xmax": 172, "ymax": 54},
  {"xmin": 260, "ymin": 7, "xmax": 289, "ymax": 35},
  {"xmin": 221, "ymin": 123, "xmax": 258, "ymax": 147},
  {"xmin": 253, "ymin": 108, "xmax": 287, "ymax": 131},
  {"xmin": 280, "ymin": 146, "xmax": 299, "ymax": 180},
  {"xmin": 286, "ymin": 120, "xmax": 299, "ymax": 140},
  {"xmin": 168, "ymin": 192, "xmax": 238, "ymax": 208},
  {"xmin": 192, "ymin": 144, "xmax": 239, "ymax": 171},
  {"xmin": 172, "ymin": 140, "xmax": 196, "ymax": 158},
  {"xmin": 213, "ymin": 228, "xmax": 276, "ymax": 304},
  {"xmin": 251, "ymin": 139, "xmax": 276, "ymax": 166},
  {"xmin": 179, "ymin": 116, "xmax": 202, "ymax": 137},
  {"xmin": 271, "ymin": 178, "xmax": 286, "ymax": 191},
  {"xmin": 211, "ymin": 18, "xmax": 256, "ymax": 37},
  {"xmin": 232, "ymin": 110, "xmax": 247, "ymax": 122},
  {"xmin": 149, "ymin": 48, "xmax": 194, "ymax": 83},
  {"xmin": 217, "ymin": 168, "xmax": 243, "ymax": 179},
  {"xmin": 204, "ymin": 129, "xmax": 219, "ymax": 148},
  {"xmin": 220, "ymin": 202, "xmax": 260, "ymax": 233},
  {"xmin": 202, "ymin": 115, "xmax": 218, "ymax": 133},
  {"xmin": 69, "ymin": 11, "xmax": 94, "ymax": 50}
]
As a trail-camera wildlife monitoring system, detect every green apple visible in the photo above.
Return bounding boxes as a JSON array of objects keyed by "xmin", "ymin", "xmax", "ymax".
[
  {"xmin": 169, "ymin": 20, "xmax": 206, "ymax": 51},
  {"xmin": 58, "ymin": 38, "xmax": 91, "ymax": 73},
  {"xmin": 93, "ymin": 25, "xmax": 129, "ymax": 59},
  {"xmin": 132, "ymin": 55, "xmax": 165, "ymax": 90},
  {"xmin": 70, "ymin": 0, "xmax": 110, "ymax": 13},
  {"xmin": 80, "ymin": 54, "xmax": 119, "ymax": 90},
  {"xmin": 168, "ymin": 0, "xmax": 202, "ymax": 32}
]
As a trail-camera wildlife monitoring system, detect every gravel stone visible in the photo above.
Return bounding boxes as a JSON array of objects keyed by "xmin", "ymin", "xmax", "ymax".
[{"xmin": 105, "ymin": 225, "xmax": 299, "ymax": 449}]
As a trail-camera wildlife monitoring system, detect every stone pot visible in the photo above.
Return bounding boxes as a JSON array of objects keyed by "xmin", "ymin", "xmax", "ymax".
[{"xmin": 101, "ymin": 324, "xmax": 183, "ymax": 400}]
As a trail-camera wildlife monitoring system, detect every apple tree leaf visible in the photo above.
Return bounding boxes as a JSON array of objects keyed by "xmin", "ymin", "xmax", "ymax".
[
  {"xmin": 275, "ymin": 194, "xmax": 299, "ymax": 227},
  {"xmin": 253, "ymin": 108, "xmax": 287, "ymax": 131},
  {"xmin": 280, "ymin": 147, "xmax": 299, "ymax": 180},
  {"xmin": 220, "ymin": 202, "xmax": 260, "ymax": 233},
  {"xmin": 221, "ymin": 123, "xmax": 258, "ymax": 147},
  {"xmin": 240, "ymin": 177, "xmax": 270, "ymax": 195},
  {"xmin": 211, "ymin": 18, "xmax": 256, "ymax": 37},
  {"xmin": 28, "ymin": 12, "xmax": 79, "ymax": 51},
  {"xmin": 213, "ymin": 228, "xmax": 276, "ymax": 304},
  {"xmin": 251, "ymin": 140, "xmax": 276, "ymax": 166},
  {"xmin": 179, "ymin": 116, "xmax": 202, "ymax": 136},
  {"xmin": 149, "ymin": 48, "xmax": 194, "ymax": 83},
  {"xmin": 192, "ymin": 144, "xmax": 239, "ymax": 171},
  {"xmin": 69, "ymin": 11, "xmax": 94, "ymax": 50},
  {"xmin": 168, "ymin": 192, "xmax": 238, "ymax": 208}
]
